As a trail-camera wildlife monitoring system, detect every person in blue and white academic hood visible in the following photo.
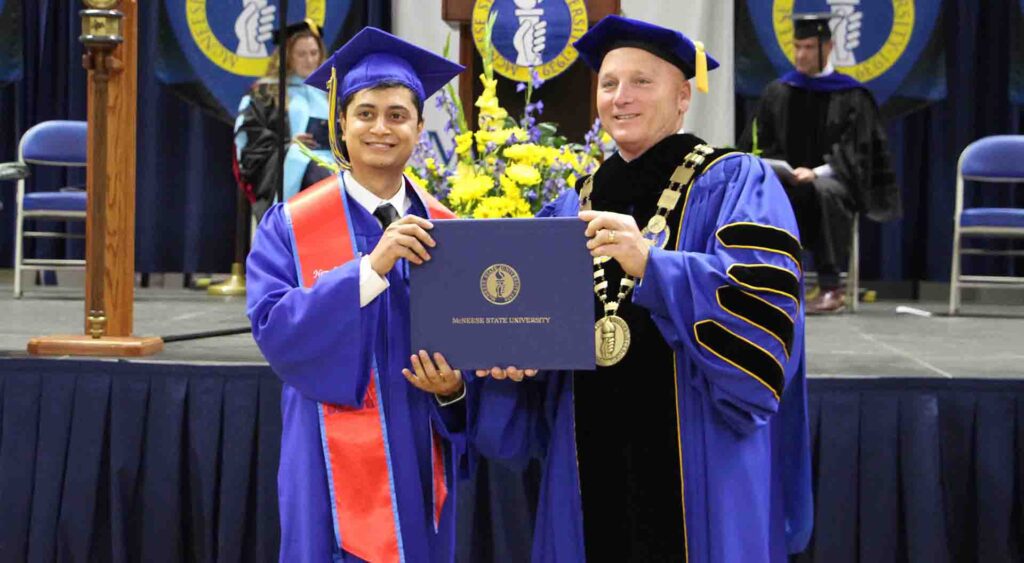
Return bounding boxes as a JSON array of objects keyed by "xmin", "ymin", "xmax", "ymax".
[
  {"xmin": 234, "ymin": 20, "xmax": 333, "ymax": 219},
  {"xmin": 471, "ymin": 15, "xmax": 814, "ymax": 562},
  {"xmin": 246, "ymin": 27, "xmax": 469, "ymax": 563}
]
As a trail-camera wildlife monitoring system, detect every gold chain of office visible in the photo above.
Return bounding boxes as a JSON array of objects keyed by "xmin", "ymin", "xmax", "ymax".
[{"xmin": 579, "ymin": 143, "xmax": 715, "ymax": 366}]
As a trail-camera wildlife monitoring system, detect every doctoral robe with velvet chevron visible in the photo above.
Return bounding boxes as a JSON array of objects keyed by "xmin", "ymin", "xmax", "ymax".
[
  {"xmin": 471, "ymin": 134, "xmax": 814, "ymax": 563},
  {"xmin": 247, "ymin": 177, "xmax": 464, "ymax": 563}
]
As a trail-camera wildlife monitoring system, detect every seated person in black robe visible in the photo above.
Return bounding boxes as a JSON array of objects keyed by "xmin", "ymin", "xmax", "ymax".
[{"xmin": 739, "ymin": 12, "xmax": 900, "ymax": 314}]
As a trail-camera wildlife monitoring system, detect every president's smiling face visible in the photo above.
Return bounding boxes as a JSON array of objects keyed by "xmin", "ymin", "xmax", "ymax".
[{"xmin": 596, "ymin": 47, "xmax": 691, "ymax": 161}]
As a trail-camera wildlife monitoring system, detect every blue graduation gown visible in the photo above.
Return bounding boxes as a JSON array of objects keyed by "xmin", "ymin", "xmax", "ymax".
[
  {"xmin": 247, "ymin": 188, "xmax": 465, "ymax": 563},
  {"xmin": 470, "ymin": 149, "xmax": 813, "ymax": 562}
]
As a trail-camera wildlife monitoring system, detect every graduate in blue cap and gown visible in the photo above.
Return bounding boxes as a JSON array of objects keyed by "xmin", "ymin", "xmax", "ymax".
[
  {"xmin": 246, "ymin": 27, "xmax": 468, "ymax": 563},
  {"xmin": 470, "ymin": 15, "xmax": 814, "ymax": 562},
  {"xmin": 234, "ymin": 20, "xmax": 334, "ymax": 218},
  {"xmin": 739, "ymin": 12, "xmax": 900, "ymax": 314}
]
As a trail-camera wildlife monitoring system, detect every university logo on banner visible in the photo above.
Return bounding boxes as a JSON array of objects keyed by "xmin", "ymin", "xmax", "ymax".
[
  {"xmin": 162, "ymin": 0, "xmax": 351, "ymax": 118},
  {"xmin": 0, "ymin": 0, "xmax": 22, "ymax": 85},
  {"xmin": 471, "ymin": 0, "xmax": 587, "ymax": 82},
  {"xmin": 742, "ymin": 0, "xmax": 944, "ymax": 104}
]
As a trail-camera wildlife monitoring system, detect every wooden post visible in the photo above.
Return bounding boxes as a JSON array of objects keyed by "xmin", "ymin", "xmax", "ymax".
[
  {"xmin": 102, "ymin": 0, "xmax": 138, "ymax": 337},
  {"xmin": 84, "ymin": 36, "xmax": 112, "ymax": 339},
  {"xmin": 28, "ymin": 0, "xmax": 162, "ymax": 357}
]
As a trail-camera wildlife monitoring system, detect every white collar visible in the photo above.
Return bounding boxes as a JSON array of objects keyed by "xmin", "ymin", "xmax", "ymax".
[
  {"xmin": 812, "ymin": 62, "xmax": 836, "ymax": 78},
  {"xmin": 342, "ymin": 171, "xmax": 411, "ymax": 218}
]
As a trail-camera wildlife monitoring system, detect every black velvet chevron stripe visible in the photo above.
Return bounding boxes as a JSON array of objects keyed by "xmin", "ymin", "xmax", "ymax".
[
  {"xmin": 727, "ymin": 264, "xmax": 801, "ymax": 304},
  {"xmin": 694, "ymin": 320, "xmax": 785, "ymax": 398},
  {"xmin": 717, "ymin": 286, "xmax": 795, "ymax": 356},
  {"xmin": 717, "ymin": 223, "xmax": 802, "ymax": 268}
]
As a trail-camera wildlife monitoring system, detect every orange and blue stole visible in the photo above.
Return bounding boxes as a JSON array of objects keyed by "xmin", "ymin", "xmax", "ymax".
[{"xmin": 286, "ymin": 175, "xmax": 455, "ymax": 562}]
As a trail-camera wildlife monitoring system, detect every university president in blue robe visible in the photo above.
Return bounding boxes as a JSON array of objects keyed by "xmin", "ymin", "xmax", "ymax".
[{"xmin": 471, "ymin": 15, "xmax": 815, "ymax": 563}]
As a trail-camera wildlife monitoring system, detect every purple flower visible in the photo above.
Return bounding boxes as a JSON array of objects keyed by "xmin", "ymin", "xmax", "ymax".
[
  {"xmin": 583, "ymin": 117, "xmax": 603, "ymax": 146},
  {"xmin": 434, "ymin": 175, "xmax": 452, "ymax": 199},
  {"xmin": 530, "ymin": 69, "xmax": 544, "ymax": 90},
  {"xmin": 516, "ymin": 82, "xmax": 526, "ymax": 93},
  {"xmin": 535, "ymin": 100, "xmax": 544, "ymax": 115}
]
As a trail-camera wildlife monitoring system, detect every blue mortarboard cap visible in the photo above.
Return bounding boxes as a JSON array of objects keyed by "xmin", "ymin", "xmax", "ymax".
[
  {"xmin": 305, "ymin": 27, "xmax": 464, "ymax": 103},
  {"xmin": 573, "ymin": 15, "xmax": 719, "ymax": 92}
]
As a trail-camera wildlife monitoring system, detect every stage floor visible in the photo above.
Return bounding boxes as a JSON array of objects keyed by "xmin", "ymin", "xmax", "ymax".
[{"xmin": 1, "ymin": 279, "xmax": 1023, "ymax": 379}]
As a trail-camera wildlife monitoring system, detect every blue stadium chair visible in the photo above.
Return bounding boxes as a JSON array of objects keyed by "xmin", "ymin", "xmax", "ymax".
[
  {"xmin": 1, "ymin": 120, "xmax": 88, "ymax": 298},
  {"xmin": 948, "ymin": 135, "xmax": 1024, "ymax": 315}
]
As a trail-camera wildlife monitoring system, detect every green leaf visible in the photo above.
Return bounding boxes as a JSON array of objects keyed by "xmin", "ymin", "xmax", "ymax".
[{"xmin": 293, "ymin": 141, "xmax": 340, "ymax": 173}]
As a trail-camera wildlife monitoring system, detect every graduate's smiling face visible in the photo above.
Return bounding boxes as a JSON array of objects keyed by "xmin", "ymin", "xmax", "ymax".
[
  {"xmin": 597, "ymin": 47, "xmax": 691, "ymax": 161},
  {"xmin": 340, "ymin": 86, "xmax": 424, "ymax": 172}
]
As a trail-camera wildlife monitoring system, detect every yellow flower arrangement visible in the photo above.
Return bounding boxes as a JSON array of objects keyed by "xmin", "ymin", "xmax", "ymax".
[{"xmin": 406, "ymin": 13, "xmax": 604, "ymax": 218}]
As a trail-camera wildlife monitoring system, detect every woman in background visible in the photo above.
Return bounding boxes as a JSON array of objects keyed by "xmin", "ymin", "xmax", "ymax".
[{"xmin": 234, "ymin": 20, "xmax": 332, "ymax": 220}]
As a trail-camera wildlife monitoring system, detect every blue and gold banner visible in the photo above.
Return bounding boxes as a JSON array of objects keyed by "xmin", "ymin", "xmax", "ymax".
[
  {"xmin": 0, "ymin": 0, "xmax": 22, "ymax": 85},
  {"xmin": 159, "ymin": 0, "xmax": 353, "ymax": 119},
  {"xmin": 471, "ymin": 0, "xmax": 588, "ymax": 82},
  {"xmin": 737, "ymin": 0, "xmax": 945, "ymax": 104}
]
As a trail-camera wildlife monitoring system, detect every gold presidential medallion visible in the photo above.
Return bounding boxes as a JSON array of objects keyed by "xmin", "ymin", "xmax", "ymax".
[
  {"xmin": 595, "ymin": 315, "xmax": 631, "ymax": 367},
  {"xmin": 579, "ymin": 144, "xmax": 715, "ymax": 368}
]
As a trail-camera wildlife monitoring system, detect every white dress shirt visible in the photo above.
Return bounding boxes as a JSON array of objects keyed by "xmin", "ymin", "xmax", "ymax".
[
  {"xmin": 808, "ymin": 62, "xmax": 836, "ymax": 179},
  {"xmin": 347, "ymin": 172, "xmax": 466, "ymax": 405},
  {"xmin": 343, "ymin": 171, "xmax": 412, "ymax": 307}
]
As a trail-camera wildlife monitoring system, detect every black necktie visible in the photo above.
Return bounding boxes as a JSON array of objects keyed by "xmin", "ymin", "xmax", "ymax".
[{"xmin": 373, "ymin": 203, "xmax": 400, "ymax": 229}]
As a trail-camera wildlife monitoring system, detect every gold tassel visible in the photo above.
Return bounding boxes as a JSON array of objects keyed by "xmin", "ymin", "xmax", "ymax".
[
  {"xmin": 326, "ymin": 67, "xmax": 351, "ymax": 171},
  {"xmin": 694, "ymin": 41, "xmax": 709, "ymax": 94}
]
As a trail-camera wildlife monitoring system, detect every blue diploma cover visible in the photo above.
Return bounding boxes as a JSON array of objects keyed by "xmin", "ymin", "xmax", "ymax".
[
  {"xmin": 410, "ymin": 218, "xmax": 596, "ymax": 370},
  {"xmin": 306, "ymin": 118, "xmax": 330, "ymax": 147}
]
